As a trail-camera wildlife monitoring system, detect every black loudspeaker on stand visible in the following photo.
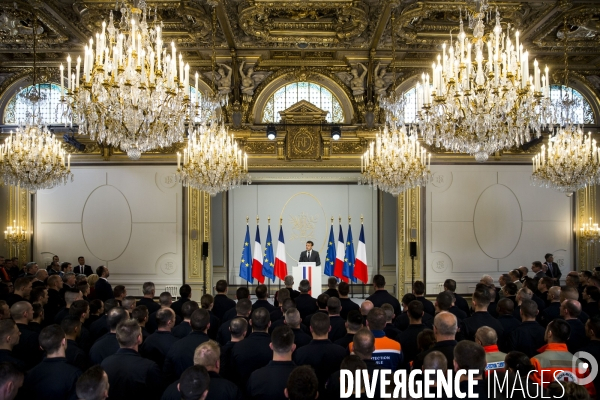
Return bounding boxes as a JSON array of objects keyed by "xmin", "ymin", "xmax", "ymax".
[
  {"xmin": 202, "ymin": 242, "xmax": 209, "ymax": 294},
  {"xmin": 409, "ymin": 242, "xmax": 417, "ymax": 287}
]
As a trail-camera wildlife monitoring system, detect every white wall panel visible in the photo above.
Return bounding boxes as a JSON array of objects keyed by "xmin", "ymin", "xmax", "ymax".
[
  {"xmin": 33, "ymin": 166, "xmax": 183, "ymax": 294},
  {"xmin": 426, "ymin": 165, "xmax": 572, "ymax": 294}
]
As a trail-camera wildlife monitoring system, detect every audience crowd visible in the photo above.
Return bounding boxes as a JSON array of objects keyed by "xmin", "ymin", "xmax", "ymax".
[{"xmin": 0, "ymin": 254, "xmax": 598, "ymax": 400}]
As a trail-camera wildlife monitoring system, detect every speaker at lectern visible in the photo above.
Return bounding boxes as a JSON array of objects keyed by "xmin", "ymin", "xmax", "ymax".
[{"xmin": 293, "ymin": 263, "xmax": 322, "ymax": 297}]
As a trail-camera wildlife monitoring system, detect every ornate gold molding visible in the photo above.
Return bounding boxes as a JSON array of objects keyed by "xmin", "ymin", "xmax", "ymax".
[
  {"xmin": 577, "ymin": 185, "xmax": 597, "ymax": 271},
  {"xmin": 187, "ymin": 188, "xmax": 211, "ymax": 293},
  {"xmin": 5, "ymin": 185, "xmax": 30, "ymax": 262},
  {"xmin": 397, "ymin": 186, "xmax": 421, "ymax": 297}
]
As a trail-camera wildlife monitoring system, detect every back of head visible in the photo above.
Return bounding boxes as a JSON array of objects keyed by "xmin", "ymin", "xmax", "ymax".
[
  {"xmin": 338, "ymin": 281, "xmax": 350, "ymax": 296},
  {"xmin": 380, "ymin": 303, "xmax": 394, "ymax": 322},
  {"xmin": 328, "ymin": 277, "xmax": 337, "ymax": 289},
  {"xmin": 286, "ymin": 366, "xmax": 318, "ymax": 400},
  {"xmin": 157, "ymin": 308, "xmax": 175, "ymax": 328},
  {"xmin": 340, "ymin": 355, "xmax": 367, "ymax": 373},
  {"xmin": 585, "ymin": 286, "xmax": 600, "ymax": 302},
  {"xmin": 444, "ymin": 279, "xmax": 457, "ymax": 292},
  {"xmin": 115, "ymin": 319, "xmax": 140, "ymax": 347},
  {"xmin": 547, "ymin": 381, "xmax": 590, "ymax": 400},
  {"xmin": 272, "ymin": 326, "xmax": 295, "ymax": 353},
  {"xmin": 229, "ymin": 317, "xmax": 248, "ymax": 339},
  {"xmin": 193, "ymin": 340, "xmax": 220, "ymax": 368},
  {"xmin": 417, "ymin": 329, "xmax": 436, "ymax": 352},
  {"xmin": 346, "ymin": 310, "xmax": 363, "ymax": 331},
  {"xmin": 473, "ymin": 286, "xmax": 491, "ymax": 307},
  {"xmin": 256, "ymin": 284, "xmax": 268, "ymax": 300},
  {"xmin": 373, "ymin": 274, "xmax": 385, "ymax": 289},
  {"xmin": 0, "ymin": 319, "xmax": 16, "ymax": 340},
  {"xmin": 413, "ymin": 281, "xmax": 425, "ymax": 295},
  {"xmin": 69, "ymin": 300, "xmax": 89, "ymax": 319},
  {"xmin": 39, "ymin": 324, "xmax": 65, "ymax": 353},
  {"xmin": 284, "ymin": 275, "xmax": 294, "ymax": 287},
  {"xmin": 518, "ymin": 288, "xmax": 533, "ymax": 301},
  {"xmin": 520, "ymin": 299, "xmax": 538, "ymax": 319},
  {"xmin": 436, "ymin": 291, "xmax": 453, "ymax": 311},
  {"xmin": 179, "ymin": 365, "xmax": 210, "ymax": 400},
  {"xmin": 277, "ymin": 288, "xmax": 291, "ymax": 305},
  {"xmin": 285, "ymin": 308, "xmax": 301, "ymax": 328},
  {"xmin": 215, "ymin": 280, "xmax": 228, "ymax": 293},
  {"xmin": 366, "ymin": 307, "xmax": 386, "ymax": 331},
  {"xmin": 548, "ymin": 319, "xmax": 571, "ymax": 343},
  {"xmin": 561, "ymin": 286, "xmax": 580, "ymax": 302},
  {"xmin": 181, "ymin": 301, "xmax": 200, "ymax": 320},
  {"xmin": 190, "ymin": 309, "xmax": 210, "ymax": 332},
  {"xmin": 200, "ymin": 294, "xmax": 213, "ymax": 310},
  {"xmin": 327, "ymin": 297, "xmax": 341, "ymax": 315},
  {"xmin": 251, "ymin": 307, "xmax": 270, "ymax": 331},
  {"xmin": 142, "ymin": 282, "xmax": 155, "ymax": 296},
  {"xmin": 107, "ymin": 307, "xmax": 128, "ymax": 331},
  {"xmin": 121, "ymin": 296, "xmax": 136, "ymax": 310},
  {"xmin": 563, "ymin": 299, "xmax": 582, "ymax": 318},
  {"xmin": 65, "ymin": 290, "xmax": 81, "ymax": 305},
  {"xmin": 179, "ymin": 284, "xmax": 192, "ymax": 298},
  {"xmin": 76, "ymin": 365, "xmax": 108, "ymax": 400},
  {"xmin": 504, "ymin": 351, "xmax": 534, "ymax": 374},
  {"xmin": 235, "ymin": 298, "xmax": 252, "ymax": 316},
  {"xmin": 360, "ymin": 300, "xmax": 373, "ymax": 316},
  {"xmin": 47, "ymin": 275, "xmax": 61, "ymax": 288},
  {"xmin": 433, "ymin": 311, "xmax": 458, "ymax": 337},
  {"xmin": 310, "ymin": 312, "xmax": 330, "ymax": 336},
  {"xmin": 281, "ymin": 298, "xmax": 296, "ymax": 313},
  {"xmin": 95, "ymin": 266, "xmax": 105, "ymax": 276},
  {"xmin": 104, "ymin": 298, "xmax": 118, "ymax": 313},
  {"xmin": 454, "ymin": 341, "xmax": 486, "ymax": 376},
  {"xmin": 475, "ymin": 326, "xmax": 498, "ymax": 346},
  {"xmin": 10, "ymin": 301, "xmax": 31, "ymax": 320},
  {"xmin": 132, "ymin": 306, "xmax": 148, "ymax": 324},
  {"xmin": 298, "ymin": 280, "xmax": 311, "ymax": 294},
  {"xmin": 112, "ymin": 285, "xmax": 126, "ymax": 299},
  {"xmin": 402, "ymin": 293, "xmax": 417, "ymax": 307},
  {"xmin": 0, "ymin": 362, "xmax": 23, "ymax": 394},
  {"xmin": 236, "ymin": 286, "xmax": 250, "ymax": 299},
  {"xmin": 504, "ymin": 282, "xmax": 518, "ymax": 296},
  {"xmin": 316, "ymin": 293, "xmax": 329, "ymax": 309},
  {"xmin": 407, "ymin": 300, "xmax": 424, "ymax": 320},
  {"xmin": 159, "ymin": 292, "xmax": 172, "ymax": 306},
  {"xmin": 423, "ymin": 350, "xmax": 448, "ymax": 371},
  {"xmin": 540, "ymin": 277, "xmax": 554, "ymax": 291},
  {"xmin": 14, "ymin": 277, "xmax": 30, "ymax": 292},
  {"xmin": 352, "ymin": 327, "xmax": 375, "ymax": 359}
]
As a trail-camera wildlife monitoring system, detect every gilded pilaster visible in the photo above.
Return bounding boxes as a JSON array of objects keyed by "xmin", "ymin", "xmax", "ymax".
[
  {"xmin": 397, "ymin": 187, "xmax": 421, "ymax": 297},
  {"xmin": 4, "ymin": 186, "xmax": 31, "ymax": 263},
  {"xmin": 577, "ymin": 185, "xmax": 598, "ymax": 271},
  {"xmin": 187, "ymin": 188, "xmax": 211, "ymax": 295}
]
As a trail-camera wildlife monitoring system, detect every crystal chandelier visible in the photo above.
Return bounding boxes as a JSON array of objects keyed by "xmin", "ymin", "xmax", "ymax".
[
  {"xmin": 4, "ymin": 219, "xmax": 29, "ymax": 250},
  {"xmin": 0, "ymin": 14, "xmax": 73, "ymax": 192},
  {"xmin": 60, "ymin": 0, "xmax": 193, "ymax": 160},
  {"xmin": 415, "ymin": 5, "xmax": 552, "ymax": 162},
  {"xmin": 580, "ymin": 184, "xmax": 600, "ymax": 242}
]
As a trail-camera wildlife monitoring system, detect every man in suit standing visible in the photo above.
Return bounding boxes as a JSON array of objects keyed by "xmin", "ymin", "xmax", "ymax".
[
  {"xmin": 74, "ymin": 257, "xmax": 94, "ymax": 276},
  {"xmin": 95, "ymin": 266, "xmax": 114, "ymax": 302},
  {"xmin": 544, "ymin": 253, "xmax": 562, "ymax": 285},
  {"xmin": 299, "ymin": 241, "xmax": 321, "ymax": 266}
]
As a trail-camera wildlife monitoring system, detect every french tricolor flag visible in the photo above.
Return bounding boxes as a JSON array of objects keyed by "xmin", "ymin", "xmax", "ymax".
[
  {"xmin": 274, "ymin": 225, "xmax": 287, "ymax": 280},
  {"xmin": 252, "ymin": 225, "xmax": 265, "ymax": 283},
  {"xmin": 334, "ymin": 225, "xmax": 347, "ymax": 282},
  {"xmin": 354, "ymin": 223, "xmax": 368, "ymax": 283}
]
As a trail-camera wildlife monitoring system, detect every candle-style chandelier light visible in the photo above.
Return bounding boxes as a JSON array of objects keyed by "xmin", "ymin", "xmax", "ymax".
[
  {"xmin": 60, "ymin": 0, "xmax": 194, "ymax": 160},
  {"xmin": 415, "ymin": 3, "xmax": 552, "ymax": 162},
  {"xmin": 174, "ymin": 6, "xmax": 250, "ymax": 195}
]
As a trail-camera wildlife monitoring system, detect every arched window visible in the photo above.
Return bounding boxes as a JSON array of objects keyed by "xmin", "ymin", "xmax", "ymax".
[
  {"xmin": 262, "ymin": 82, "xmax": 344, "ymax": 123},
  {"xmin": 550, "ymin": 85, "xmax": 595, "ymax": 124},
  {"xmin": 3, "ymin": 83, "xmax": 66, "ymax": 124}
]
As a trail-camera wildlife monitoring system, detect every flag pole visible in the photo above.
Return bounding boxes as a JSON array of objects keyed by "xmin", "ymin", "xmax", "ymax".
[
  {"xmin": 279, "ymin": 217, "xmax": 283, "ymax": 291},
  {"xmin": 267, "ymin": 215, "xmax": 271, "ymax": 297},
  {"xmin": 361, "ymin": 214, "xmax": 365, "ymax": 299},
  {"xmin": 348, "ymin": 215, "xmax": 353, "ymax": 297},
  {"xmin": 246, "ymin": 216, "xmax": 249, "ymax": 289}
]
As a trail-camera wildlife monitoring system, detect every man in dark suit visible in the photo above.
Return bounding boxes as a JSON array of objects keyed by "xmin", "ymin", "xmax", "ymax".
[
  {"xmin": 171, "ymin": 284, "xmax": 192, "ymax": 318},
  {"xmin": 366, "ymin": 274, "xmax": 401, "ymax": 316},
  {"xmin": 253, "ymin": 285, "xmax": 276, "ymax": 313},
  {"xmin": 22, "ymin": 325, "xmax": 81, "ymax": 400},
  {"xmin": 298, "ymin": 241, "xmax": 321, "ymax": 266},
  {"xmin": 212, "ymin": 280, "xmax": 236, "ymax": 320},
  {"xmin": 544, "ymin": 253, "xmax": 562, "ymax": 285},
  {"xmin": 89, "ymin": 307, "xmax": 128, "ymax": 365},
  {"xmin": 94, "ymin": 266, "xmax": 114, "ymax": 302},
  {"xmin": 295, "ymin": 279, "xmax": 318, "ymax": 319},
  {"xmin": 101, "ymin": 319, "xmax": 164, "ymax": 400},
  {"xmin": 74, "ymin": 257, "xmax": 94, "ymax": 276},
  {"xmin": 163, "ymin": 309, "xmax": 211, "ymax": 382}
]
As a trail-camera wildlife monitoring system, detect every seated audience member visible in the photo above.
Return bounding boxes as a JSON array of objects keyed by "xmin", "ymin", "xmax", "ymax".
[
  {"xmin": 253, "ymin": 284, "xmax": 276, "ymax": 313},
  {"xmin": 76, "ymin": 365, "xmax": 109, "ymax": 400},
  {"xmin": 397, "ymin": 300, "xmax": 427, "ymax": 366},
  {"xmin": 285, "ymin": 366, "xmax": 319, "ymax": 400},
  {"xmin": 412, "ymin": 312, "xmax": 457, "ymax": 371},
  {"xmin": 412, "ymin": 281, "xmax": 435, "ymax": 317},
  {"xmin": 293, "ymin": 312, "xmax": 346, "ymax": 393},
  {"xmin": 475, "ymin": 326, "xmax": 506, "ymax": 374},
  {"xmin": 137, "ymin": 282, "xmax": 161, "ymax": 315},
  {"xmin": 172, "ymin": 301, "xmax": 200, "ymax": 339},
  {"xmin": 295, "ymin": 280, "xmax": 318, "ymax": 319},
  {"xmin": 324, "ymin": 277, "xmax": 339, "ymax": 299},
  {"xmin": 101, "ymin": 319, "xmax": 164, "ymax": 400},
  {"xmin": 163, "ymin": 309, "xmax": 211, "ymax": 381},
  {"xmin": 338, "ymin": 282, "xmax": 359, "ymax": 320},
  {"xmin": 212, "ymin": 280, "xmax": 236, "ymax": 320},
  {"xmin": 217, "ymin": 298, "xmax": 252, "ymax": 345},
  {"xmin": 89, "ymin": 307, "xmax": 128, "ymax": 365},
  {"xmin": 0, "ymin": 320, "xmax": 25, "ymax": 370},
  {"xmin": 231, "ymin": 307, "xmax": 273, "ymax": 386},
  {"xmin": 508, "ymin": 299, "xmax": 546, "ymax": 357},
  {"xmin": 366, "ymin": 275, "xmax": 401, "ymax": 316},
  {"xmin": 327, "ymin": 297, "xmax": 347, "ymax": 342},
  {"xmin": 0, "ymin": 362, "xmax": 23, "ymax": 400},
  {"xmin": 22, "ymin": 325, "xmax": 81, "ymax": 400},
  {"xmin": 334, "ymin": 310, "xmax": 362, "ymax": 349},
  {"xmin": 141, "ymin": 308, "xmax": 178, "ymax": 368},
  {"xmin": 284, "ymin": 308, "xmax": 312, "ymax": 349},
  {"xmin": 247, "ymin": 326, "xmax": 297, "ymax": 400},
  {"xmin": 171, "ymin": 284, "xmax": 192, "ymax": 318}
]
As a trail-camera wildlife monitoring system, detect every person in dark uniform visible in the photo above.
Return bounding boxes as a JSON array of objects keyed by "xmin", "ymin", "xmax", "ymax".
[
  {"xmin": 231, "ymin": 307, "xmax": 273, "ymax": 387},
  {"xmin": 137, "ymin": 282, "xmax": 160, "ymax": 315},
  {"xmin": 412, "ymin": 312, "xmax": 458, "ymax": 371},
  {"xmin": 583, "ymin": 286, "xmax": 600, "ymax": 318},
  {"xmin": 247, "ymin": 326, "xmax": 297, "ymax": 400},
  {"xmin": 394, "ymin": 294, "xmax": 433, "ymax": 331},
  {"xmin": 435, "ymin": 291, "xmax": 466, "ymax": 322},
  {"xmin": 299, "ymin": 241, "xmax": 321, "ymax": 266},
  {"xmin": 252, "ymin": 285, "xmax": 275, "ymax": 313},
  {"xmin": 327, "ymin": 297, "xmax": 347, "ymax": 342},
  {"xmin": 507, "ymin": 299, "xmax": 546, "ymax": 357},
  {"xmin": 146, "ymin": 292, "xmax": 182, "ymax": 334},
  {"xmin": 366, "ymin": 275, "xmax": 401, "ymax": 316},
  {"xmin": 10, "ymin": 301, "xmax": 43, "ymax": 369},
  {"xmin": 171, "ymin": 284, "xmax": 192, "ymax": 318},
  {"xmin": 458, "ymin": 286, "xmax": 504, "ymax": 342},
  {"xmin": 338, "ymin": 282, "xmax": 359, "ymax": 320},
  {"xmin": 94, "ymin": 266, "xmax": 113, "ymax": 303},
  {"xmin": 496, "ymin": 298, "xmax": 520, "ymax": 353},
  {"xmin": 274, "ymin": 276, "xmax": 300, "ymax": 307},
  {"xmin": 381, "ymin": 303, "xmax": 402, "ymax": 341},
  {"xmin": 397, "ymin": 300, "xmax": 426, "ymax": 366},
  {"xmin": 200, "ymin": 294, "xmax": 221, "ymax": 340},
  {"xmin": 295, "ymin": 280, "xmax": 318, "ymax": 320},
  {"xmin": 212, "ymin": 280, "xmax": 236, "ymax": 321},
  {"xmin": 0, "ymin": 319, "xmax": 26, "ymax": 370},
  {"xmin": 89, "ymin": 307, "xmax": 128, "ymax": 365},
  {"xmin": 539, "ymin": 286, "xmax": 562, "ymax": 327},
  {"xmin": 220, "ymin": 317, "xmax": 248, "ymax": 382},
  {"xmin": 284, "ymin": 308, "xmax": 312, "ymax": 349},
  {"xmin": 101, "ymin": 319, "xmax": 164, "ymax": 400},
  {"xmin": 444, "ymin": 279, "xmax": 471, "ymax": 317},
  {"xmin": 172, "ymin": 301, "xmax": 199, "ymax": 339},
  {"xmin": 561, "ymin": 299, "xmax": 589, "ymax": 353},
  {"xmin": 75, "ymin": 366, "xmax": 109, "ymax": 400},
  {"xmin": 411, "ymin": 281, "xmax": 435, "ymax": 317},
  {"xmin": 217, "ymin": 299, "xmax": 252, "ymax": 345},
  {"xmin": 286, "ymin": 366, "xmax": 319, "ymax": 400},
  {"xmin": 581, "ymin": 316, "xmax": 600, "ymax": 397},
  {"xmin": 22, "ymin": 324, "xmax": 82, "ymax": 400},
  {"xmin": 62, "ymin": 317, "xmax": 89, "ymax": 372},
  {"xmin": 323, "ymin": 277, "xmax": 339, "ymax": 298},
  {"xmin": 269, "ymin": 289, "xmax": 290, "ymax": 324},
  {"xmin": 163, "ymin": 309, "xmax": 211, "ymax": 382},
  {"xmin": 302, "ymin": 294, "xmax": 329, "ymax": 328},
  {"xmin": 221, "ymin": 287, "xmax": 251, "ymax": 324},
  {"xmin": 140, "ymin": 308, "xmax": 178, "ymax": 368}
]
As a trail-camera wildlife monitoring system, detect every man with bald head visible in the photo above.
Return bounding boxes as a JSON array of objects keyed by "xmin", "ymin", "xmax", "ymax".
[
  {"xmin": 508, "ymin": 299, "xmax": 546, "ymax": 357},
  {"xmin": 496, "ymin": 298, "xmax": 520, "ymax": 352},
  {"xmin": 475, "ymin": 326, "xmax": 506, "ymax": 373},
  {"xmin": 412, "ymin": 311, "xmax": 457, "ymax": 371},
  {"xmin": 540, "ymin": 286, "xmax": 562, "ymax": 327},
  {"xmin": 561, "ymin": 299, "xmax": 588, "ymax": 353},
  {"xmin": 360, "ymin": 300, "xmax": 373, "ymax": 324},
  {"xmin": 10, "ymin": 301, "xmax": 43, "ymax": 368},
  {"xmin": 561, "ymin": 286, "xmax": 590, "ymax": 324}
]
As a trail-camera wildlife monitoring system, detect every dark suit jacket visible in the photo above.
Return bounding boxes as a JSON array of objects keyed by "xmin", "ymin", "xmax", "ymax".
[
  {"xmin": 13, "ymin": 323, "xmax": 42, "ymax": 369},
  {"xmin": 140, "ymin": 330, "xmax": 178, "ymax": 368},
  {"xmin": 137, "ymin": 297, "xmax": 161, "ymax": 315},
  {"xmin": 247, "ymin": 360, "xmax": 297, "ymax": 400},
  {"xmin": 545, "ymin": 261, "xmax": 562, "ymax": 282},
  {"xmin": 89, "ymin": 332, "xmax": 120, "ymax": 365},
  {"xmin": 163, "ymin": 331, "xmax": 210, "ymax": 381},
  {"xmin": 293, "ymin": 339, "xmax": 346, "ymax": 393},
  {"xmin": 213, "ymin": 294, "xmax": 236, "ymax": 320},
  {"xmin": 299, "ymin": 250, "xmax": 321, "ymax": 266},
  {"xmin": 94, "ymin": 278, "xmax": 114, "ymax": 302},
  {"xmin": 74, "ymin": 265, "xmax": 93, "ymax": 276},
  {"xmin": 101, "ymin": 348, "xmax": 164, "ymax": 400},
  {"xmin": 507, "ymin": 321, "xmax": 546, "ymax": 358},
  {"xmin": 170, "ymin": 297, "xmax": 191, "ymax": 318},
  {"xmin": 161, "ymin": 371, "xmax": 243, "ymax": 400},
  {"xmin": 231, "ymin": 332, "xmax": 273, "ymax": 386},
  {"xmin": 295, "ymin": 294, "xmax": 318, "ymax": 319},
  {"xmin": 65, "ymin": 339, "xmax": 89, "ymax": 371},
  {"xmin": 23, "ymin": 357, "xmax": 81, "ymax": 400},
  {"xmin": 366, "ymin": 290, "xmax": 401, "ymax": 316}
]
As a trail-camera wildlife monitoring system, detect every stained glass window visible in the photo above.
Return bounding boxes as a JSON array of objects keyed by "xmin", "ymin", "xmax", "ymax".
[
  {"xmin": 550, "ymin": 85, "xmax": 595, "ymax": 124},
  {"xmin": 262, "ymin": 82, "xmax": 344, "ymax": 123},
  {"xmin": 3, "ymin": 83, "xmax": 66, "ymax": 124}
]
